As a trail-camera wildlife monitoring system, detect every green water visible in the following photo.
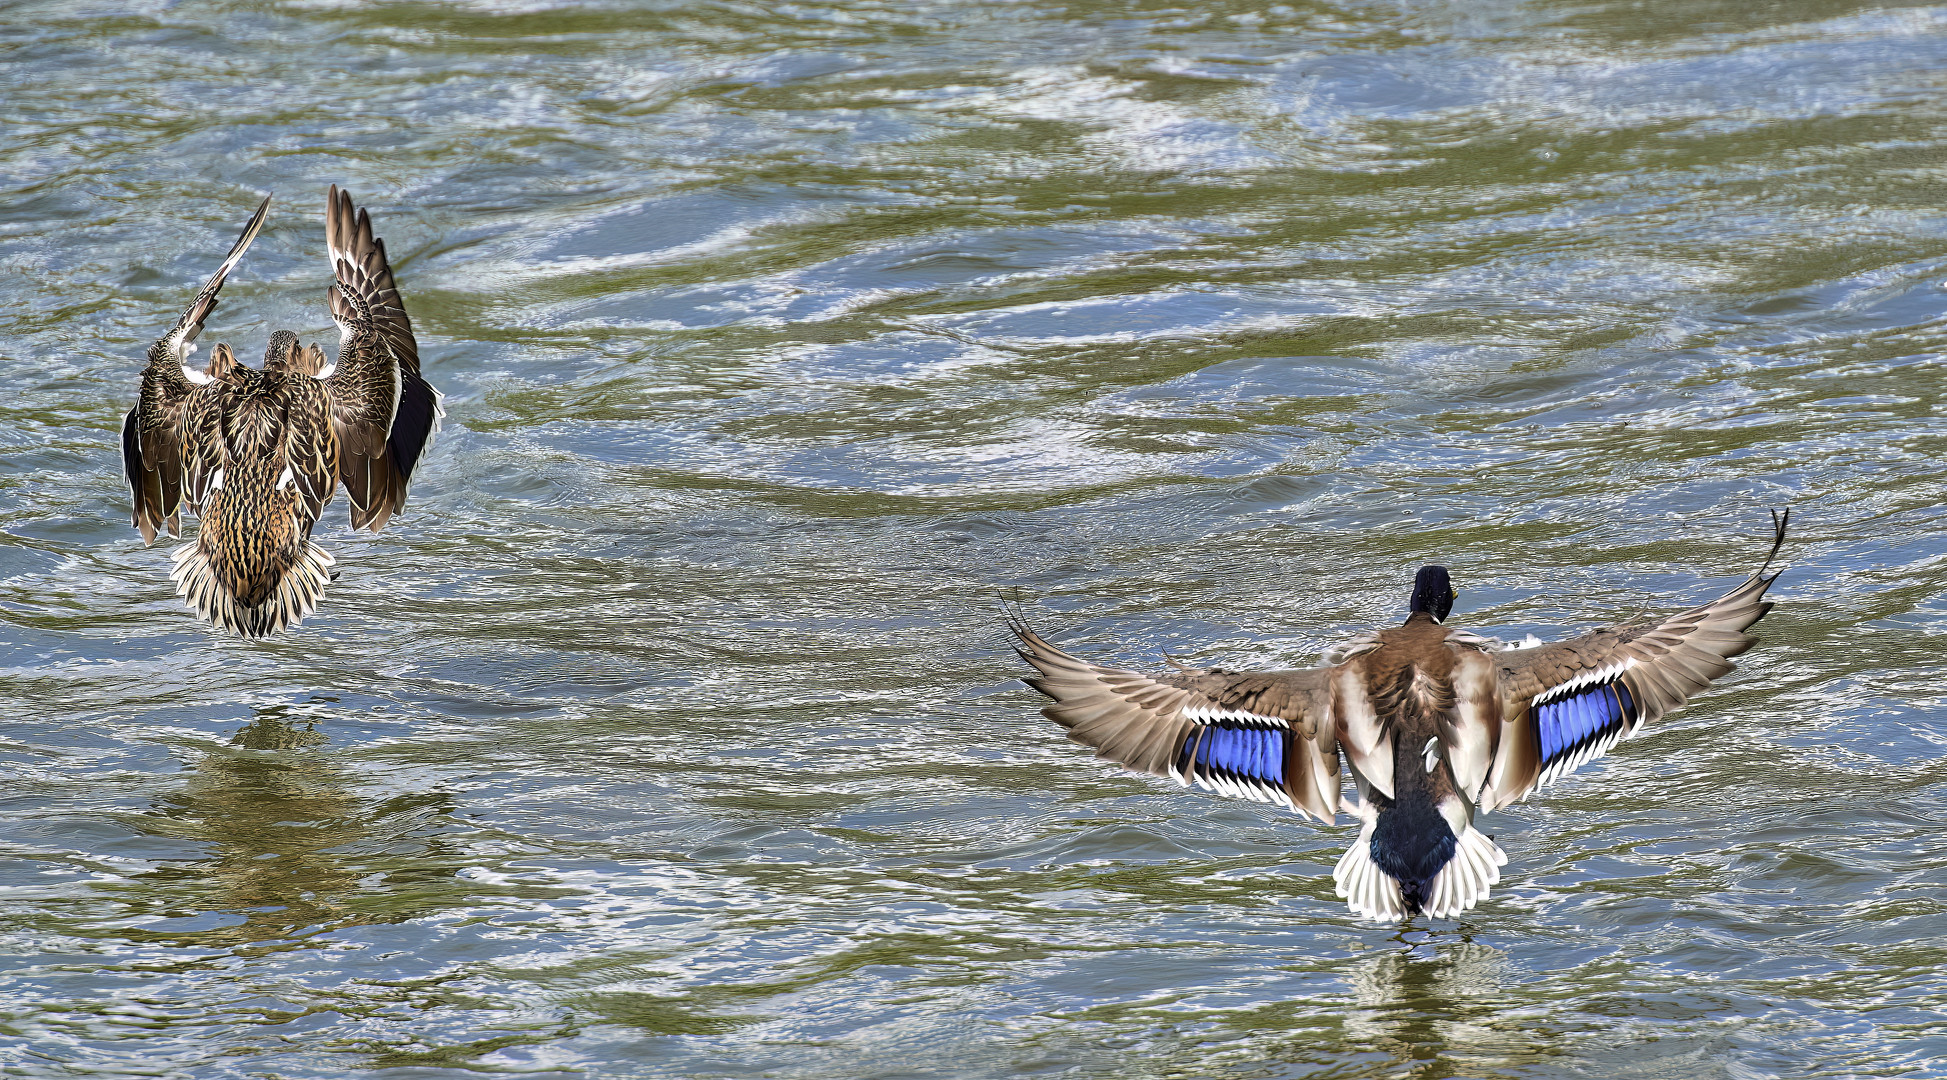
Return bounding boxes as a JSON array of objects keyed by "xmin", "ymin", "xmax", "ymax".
[{"xmin": 2, "ymin": 0, "xmax": 1945, "ymax": 1076}]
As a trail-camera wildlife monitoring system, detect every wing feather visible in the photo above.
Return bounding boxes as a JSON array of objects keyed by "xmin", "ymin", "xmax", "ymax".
[
  {"xmin": 124, "ymin": 199, "xmax": 269, "ymax": 544},
  {"xmin": 155, "ymin": 196, "xmax": 270, "ymax": 366},
  {"xmin": 1479, "ymin": 510, "xmax": 1788, "ymax": 810},
  {"xmin": 1009, "ymin": 613, "xmax": 1342, "ymax": 824},
  {"xmin": 322, "ymin": 185, "xmax": 436, "ymax": 533}
]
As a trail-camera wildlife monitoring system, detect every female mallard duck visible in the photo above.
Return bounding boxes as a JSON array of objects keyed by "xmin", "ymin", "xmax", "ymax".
[
  {"xmin": 1008, "ymin": 511, "xmax": 1787, "ymax": 921},
  {"xmin": 121, "ymin": 187, "xmax": 443, "ymax": 636}
]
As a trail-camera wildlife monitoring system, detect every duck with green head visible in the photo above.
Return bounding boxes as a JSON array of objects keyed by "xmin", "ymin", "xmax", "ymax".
[{"xmin": 1009, "ymin": 511, "xmax": 1787, "ymax": 920}]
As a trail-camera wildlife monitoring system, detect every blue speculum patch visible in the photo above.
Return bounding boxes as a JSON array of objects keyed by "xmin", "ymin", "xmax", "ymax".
[
  {"xmin": 1536, "ymin": 682, "xmax": 1635, "ymax": 764},
  {"xmin": 1179, "ymin": 725, "xmax": 1285, "ymax": 785}
]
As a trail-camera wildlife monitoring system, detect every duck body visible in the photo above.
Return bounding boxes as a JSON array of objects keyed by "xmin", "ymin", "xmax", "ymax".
[
  {"xmin": 1010, "ymin": 512, "xmax": 1788, "ymax": 921},
  {"xmin": 122, "ymin": 188, "xmax": 442, "ymax": 637},
  {"xmin": 166, "ymin": 335, "xmax": 339, "ymax": 636},
  {"xmin": 1320, "ymin": 610, "xmax": 1512, "ymax": 919},
  {"xmin": 1339, "ymin": 612, "xmax": 1487, "ymax": 915}
]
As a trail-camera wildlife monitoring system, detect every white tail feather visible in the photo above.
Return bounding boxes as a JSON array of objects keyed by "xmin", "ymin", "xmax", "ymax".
[
  {"xmin": 167, "ymin": 540, "xmax": 336, "ymax": 638},
  {"xmin": 1420, "ymin": 826, "xmax": 1508, "ymax": 919},
  {"xmin": 1333, "ymin": 813, "xmax": 1406, "ymax": 922},
  {"xmin": 1333, "ymin": 809, "xmax": 1509, "ymax": 922}
]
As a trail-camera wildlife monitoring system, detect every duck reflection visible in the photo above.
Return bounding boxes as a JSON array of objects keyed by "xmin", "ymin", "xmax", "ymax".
[
  {"xmin": 1340, "ymin": 937, "xmax": 1523, "ymax": 1076},
  {"xmin": 128, "ymin": 706, "xmax": 457, "ymax": 947}
]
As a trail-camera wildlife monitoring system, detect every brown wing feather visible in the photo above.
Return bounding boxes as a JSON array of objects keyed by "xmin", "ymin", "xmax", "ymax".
[
  {"xmin": 127, "ymin": 370, "xmax": 187, "ymax": 544},
  {"xmin": 1008, "ymin": 613, "xmax": 1342, "ymax": 824},
  {"xmin": 326, "ymin": 185, "xmax": 420, "ymax": 375},
  {"xmin": 124, "ymin": 199, "xmax": 269, "ymax": 543},
  {"xmin": 1478, "ymin": 510, "xmax": 1789, "ymax": 810},
  {"xmin": 322, "ymin": 185, "xmax": 434, "ymax": 532},
  {"xmin": 156, "ymin": 196, "xmax": 271, "ymax": 366}
]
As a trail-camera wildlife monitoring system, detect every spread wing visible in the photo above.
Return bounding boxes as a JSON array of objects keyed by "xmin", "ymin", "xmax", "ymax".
[
  {"xmin": 124, "ymin": 197, "xmax": 270, "ymax": 544},
  {"xmin": 322, "ymin": 184, "xmax": 440, "ymax": 532},
  {"xmin": 1008, "ymin": 613, "xmax": 1343, "ymax": 824},
  {"xmin": 1472, "ymin": 509, "xmax": 1789, "ymax": 811}
]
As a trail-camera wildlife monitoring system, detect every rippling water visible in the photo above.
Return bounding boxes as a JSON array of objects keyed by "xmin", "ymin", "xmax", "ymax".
[{"xmin": 3, "ymin": 0, "xmax": 1946, "ymax": 1075}]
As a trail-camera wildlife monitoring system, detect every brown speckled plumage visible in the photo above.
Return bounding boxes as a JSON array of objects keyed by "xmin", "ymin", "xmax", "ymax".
[
  {"xmin": 121, "ymin": 190, "xmax": 441, "ymax": 637},
  {"xmin": 124, "ymin": 196, "xmax": 270, "ymax": 546},
  {"xmin": 324, "ymin": 184, "xmax": 441, "ymax": 533}
]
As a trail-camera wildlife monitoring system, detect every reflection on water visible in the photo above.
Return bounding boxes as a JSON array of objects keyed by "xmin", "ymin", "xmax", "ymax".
[
  {"xmin": 1344, "ymin": 937, "xmax": 1521, "ymax": 1078},
  {"xmin": 3, "ymin": 0, "xmax": 1947, "ymax": 1075},
  {"xmin": 112, "ymin": 709, "xmax": 458, "ymax": 950}
]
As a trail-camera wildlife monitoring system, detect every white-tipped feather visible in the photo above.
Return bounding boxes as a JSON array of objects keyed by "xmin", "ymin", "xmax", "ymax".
[
  {"xmin": 180, "ymin": 365, "xmax": 213, "ymax": 386},
  {"xmin": 1420, "ymin": 827, "xmax": 1506, "ymax": 919},
  {"xmin": 1182, "ymin": 705, "xmax": 1288, "ymax": 728},
  {"xmin": 1329, "ymin": 806, "xmax": 1507, "ymax": 922},
  {"xmin": 1534, "ymin": 658, "xmax": 1638, "ymax": 705},
  {"xmin": 167, "ymin": 540, "xmax": 336, "ymax": 638},
  {"xmin": 1333, "ymin": 812, "xmax": 1407, "ymax": 922}
]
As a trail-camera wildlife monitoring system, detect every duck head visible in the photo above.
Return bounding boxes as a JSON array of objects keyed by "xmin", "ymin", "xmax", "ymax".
[
  {"xmin": 1408, "ymin": 565, "xmax": 1455, "ymax": 623},
  {"xmin": 204, "ymin": 342, "xmax": 240, "ymax": 383},
  {"xmin": 262, "ymin": 330, "xmax": 300, "ymax": 372}
]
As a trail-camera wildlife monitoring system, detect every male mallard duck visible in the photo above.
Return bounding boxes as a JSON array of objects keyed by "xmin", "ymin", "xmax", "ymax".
[
  {"xmin": 1008, "ymin": 511, "xmax": 1787, "ymax": 921},
  {"xmin": 121, "ymin": 187, "xmax": 443, "ymax": 636}
]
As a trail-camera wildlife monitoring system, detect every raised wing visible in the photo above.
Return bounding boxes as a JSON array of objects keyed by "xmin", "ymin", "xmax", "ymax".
[
  {"xmin": 125, "ymin": 197, "xmax": 270, "ymax": 544},
  {"xmin": 1476, "ymin": 509, "xmax": 1788, "ymax": 810},
  {"xmin": 1008, "ymin": 613, "xmax": 1342, "ymax": 824},
  {"xmin": 150, "ymin": 196, "xmax": 271, "ymax": 373},
  {"xmin": 323, "ymin": 185, "xmax": 440, "ymax": 533}
]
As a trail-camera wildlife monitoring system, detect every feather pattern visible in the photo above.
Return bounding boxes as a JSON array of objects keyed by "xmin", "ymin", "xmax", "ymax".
[
  {"xmin": 1008, "ymin": 510, "xmax": 1788, "ymax": 922},
  {"xmin": 124, "ymin": 197, "xmax": 270, "ymax": 544},
  {"xmin": 164, "ymin": 344, "xmax": 343, "ymax": 637},
  {"xmin": 323, "ymin": 184, "xmax": 439, "ymax": 533},
  {"xmin": 1478, "ymin": 508, "xmax": 1790, "ymax": 811},
  {"xmin": 120, "ymin": 188, "xmax": 439, "ymax": 636}
]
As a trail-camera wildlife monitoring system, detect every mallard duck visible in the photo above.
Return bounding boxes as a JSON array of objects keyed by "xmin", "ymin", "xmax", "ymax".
[
  {"xmin": 1008, "ymin": 511, "xmax": 1788, "ymax": 921},
  {"xmin": 121, "ymin": 187, "xmax": 443, "ymax": 636}
]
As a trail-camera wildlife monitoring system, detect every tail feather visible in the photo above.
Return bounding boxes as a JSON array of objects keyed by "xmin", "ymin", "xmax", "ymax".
[
  {"xmin": 1421, "ymin": 826, "xmax": 1507, "ymax": 919},
  {"xmin": 1334, "ymin": 808, "xmax": 1507, "ymax": 922},
  {"xmin": 1334, "ymin": 814, "xmax": 1406, "ymax": 922},
  {"xmin": 168, "ymin": 539, "xmax": 335, "ymax": 638}
]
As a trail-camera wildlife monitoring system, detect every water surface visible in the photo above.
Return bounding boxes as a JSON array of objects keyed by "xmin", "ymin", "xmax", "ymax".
[{"xmin": 2, "ymin": 0, "xmax": 1946, "ymax": 1076}]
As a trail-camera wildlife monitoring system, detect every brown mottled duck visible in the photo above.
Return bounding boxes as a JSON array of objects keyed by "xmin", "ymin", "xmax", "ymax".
[{"xmin": 121, "ymin": 187, "xmax": 442, "ymax": 636}]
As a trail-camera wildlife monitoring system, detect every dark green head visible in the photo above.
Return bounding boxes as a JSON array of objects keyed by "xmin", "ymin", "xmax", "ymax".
[{"xmin": 1408, "ymin": 565, "xmax": 1455, "ymax": 623}]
